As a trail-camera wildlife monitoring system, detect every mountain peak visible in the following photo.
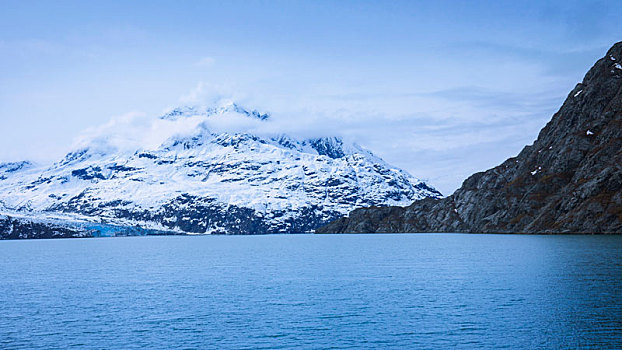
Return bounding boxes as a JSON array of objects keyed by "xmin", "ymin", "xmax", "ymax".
[
  {"xmin": 607, "ymin": 41, "xmax": 622, "ymax": 58},
  {"xmin": 160, "ymin": 101, "xmax": 270, "ymax": 121}
]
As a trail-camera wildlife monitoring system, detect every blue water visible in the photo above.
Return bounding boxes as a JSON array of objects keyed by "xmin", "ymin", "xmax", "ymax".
[{"xmin": 0, "ymin": 234, "xmax": 621, "ymax": 349}]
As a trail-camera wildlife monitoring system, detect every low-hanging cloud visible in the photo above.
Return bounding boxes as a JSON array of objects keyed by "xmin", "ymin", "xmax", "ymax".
[
  {"xmin": 68, "ymin": 79, "xmax": 563, "ymax": 195},
  {"xmin": 72, "ymin": 112, "xmax": 206, "ymax": 154}
]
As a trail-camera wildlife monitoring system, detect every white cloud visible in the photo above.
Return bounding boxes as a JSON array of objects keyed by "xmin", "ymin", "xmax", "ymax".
[
  {"xmin": 45, "ymin": 74, "xmax": 563, "ymax": 196},
  {"xmin": 194, "ymin": 56, "xmax": 215, "ymax": 67},
  {"xmin": 72, "ymin": 111, "xmax": 206, "ymax": 155},
  {"xmin": 178, "ymin": 81, "xmax": 247, "ymax": 105}
]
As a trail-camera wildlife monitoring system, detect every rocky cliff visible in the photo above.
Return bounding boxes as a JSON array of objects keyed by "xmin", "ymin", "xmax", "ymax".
[{"xmin": 317, "ymin": 42, "xmax": 622, "ymax": 234}]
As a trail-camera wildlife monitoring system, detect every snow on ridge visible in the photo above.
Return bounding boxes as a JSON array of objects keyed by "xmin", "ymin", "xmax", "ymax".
[{"xmin": 160, "ymin": 100, "xmax": 269, "ymax": 121}]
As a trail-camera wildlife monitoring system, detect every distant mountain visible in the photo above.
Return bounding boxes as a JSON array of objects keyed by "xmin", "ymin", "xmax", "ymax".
[
  {"xmin": 318, "ymin": 41, "xmax": 622, "ymax": 234},
  {"xmin": 0, "ymin": 101, "xmax": 441, "ymax": 238}
]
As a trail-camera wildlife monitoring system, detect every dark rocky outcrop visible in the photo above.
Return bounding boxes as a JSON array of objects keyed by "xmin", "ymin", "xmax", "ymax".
[{"xmin": 317, "ymin": 42, "xmax": 622, "ymax": 234}]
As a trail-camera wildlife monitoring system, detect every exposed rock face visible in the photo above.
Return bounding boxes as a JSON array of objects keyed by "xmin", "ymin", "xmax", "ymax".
[{"xmin": 317, "ymin": 42, "xmax": 622, "ymax": 234}]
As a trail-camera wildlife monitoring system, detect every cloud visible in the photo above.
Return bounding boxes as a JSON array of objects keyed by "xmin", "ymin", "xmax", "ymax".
[
  {"xmin": 178, "ymin": 81, "xmax": 247, "ymax": 105},
  {"xmin": 72, "ymin": 111, "xmax": 207, "ymax": 155},
  {"xmin": 62, "ymin": 71, "xmax": 567, "ymax": 197},
  {"xmin": 194, "ymin": 56, "xmax": 215, "ymax": 67}
]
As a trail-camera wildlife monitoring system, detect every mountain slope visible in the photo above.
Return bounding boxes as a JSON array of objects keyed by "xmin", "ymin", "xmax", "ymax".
[
  {"xmin": 317, "ymin": 42, "xmax": 622, "ymax": 234},
  {"xmin": 0, "ymin": 102, "xmax": 441, "ymax": 237}
]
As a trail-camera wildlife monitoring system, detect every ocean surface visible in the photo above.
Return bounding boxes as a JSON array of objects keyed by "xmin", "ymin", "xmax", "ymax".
[{"xmin": 0, "ymin": 234, "xmax": 621, "ymax": 349}]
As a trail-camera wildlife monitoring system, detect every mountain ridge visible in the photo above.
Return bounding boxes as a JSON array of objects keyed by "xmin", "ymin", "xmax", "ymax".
[
  {"xmin": 317, "ymin": 41, "xmax": 622, "ymax": 234},
  {"xmin": 0, "ymin": 102, "xmax": 441, "ymax": 238}
]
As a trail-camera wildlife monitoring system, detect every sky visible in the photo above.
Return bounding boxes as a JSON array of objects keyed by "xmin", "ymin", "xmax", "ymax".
[{"xmin": 1, "ymin": 0, "xmax": 621, "ymax": 195}]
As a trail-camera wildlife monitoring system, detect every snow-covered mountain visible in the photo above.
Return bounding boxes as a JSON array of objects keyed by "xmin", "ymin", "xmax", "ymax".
[{"xmin": 0, "ymin": 102, "xmax": 441, "ymax": 236}]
